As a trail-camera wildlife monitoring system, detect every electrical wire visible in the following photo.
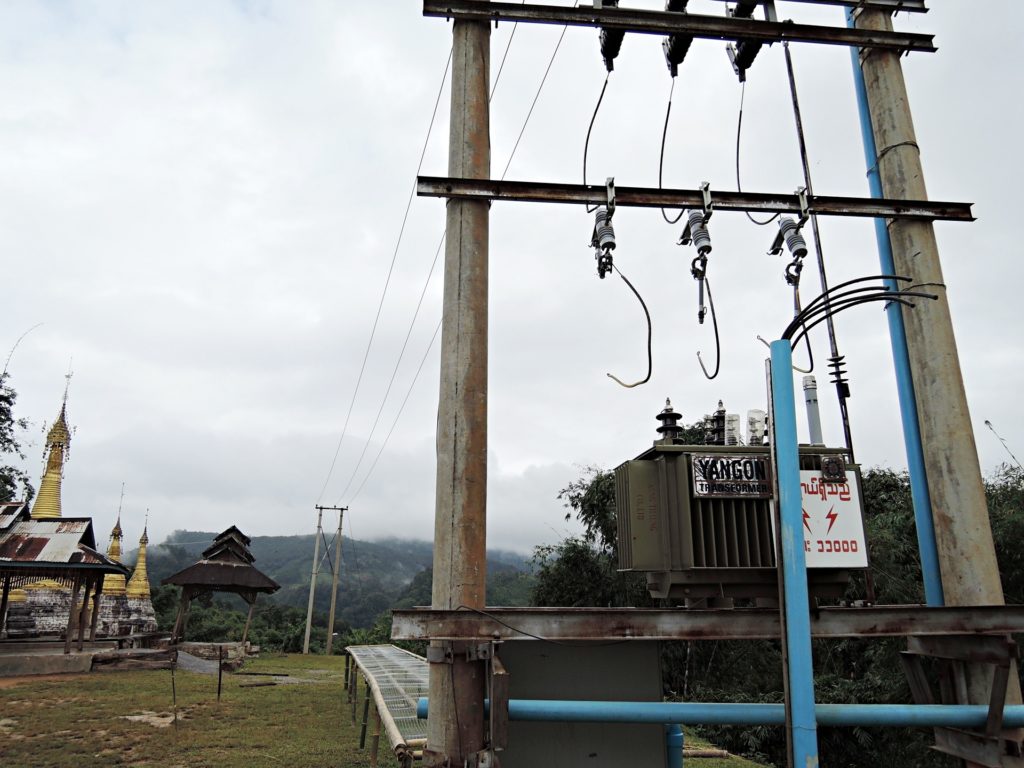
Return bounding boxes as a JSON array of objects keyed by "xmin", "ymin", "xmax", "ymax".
[
  {"xmin": 499, "ymin": 8, "xmax": 576, "ymax": 181},
  {"xmin": 783, "ymin": 40, "xmax": 851, "ymax": 453},
  {"xmin": 348, "ymin": 318, "xmax": 442, "ymax": 504},
  {"xmin": 984, "ymin": 420, "xmax": 1024, "ymax": 472},
  {"xmin": 334, "ymin": 231, "xmax": 446, "ymax": 503},
  {"xmin": 787, "ymin": 294, "xmax": 926, "ymax": 351},
  {"xmin": 696, "ymin": 275, "xmax": 721, "ymax": 380},
  {"xmin": 606, "ymin": 263, "xmax": 652, "ymax": 388},
  {"xmin": 489, "ymin": 1, "xmax": 526, "ymax": 102},
  {"xmin": 735, "ymin": 82, "xmax": 779, "ymax": 226},
  {"xmin": 799, "ymin": 274, "xmax": 909, "ymax": 318},
  {"xmin": 583, "ymin": 72, "xmax": 611, "ymax": 213},
  {"xmin": 315, "ymin": 47, "xmax": 453, "ymax": 505},
  {"xmin": 342, "ymin": 18, "xmax": 571, "ymax": 505},
  {"xmin": 658, "ymin": 78, "xmax": 685, "ymax": 224}
]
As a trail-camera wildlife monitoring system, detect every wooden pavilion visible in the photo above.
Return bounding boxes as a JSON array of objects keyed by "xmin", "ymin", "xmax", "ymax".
[{"xmin": 162, "ymin": 526, "xmax": 279, "ymax": 645}]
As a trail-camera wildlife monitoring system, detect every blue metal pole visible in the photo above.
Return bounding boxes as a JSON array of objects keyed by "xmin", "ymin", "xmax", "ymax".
[
  {"xmin": 666, "ymin": 724, "xmax": 684, "ymax": 768},
  {"xmin": 417, "ymin": 698, "xmax": 1024, "ymax": 730},
  {"xmin": 770, "ymin": 340, "xmax": 820, "ymax": 768},
  {"xmin": 846, "ymin": 8, "xmax": 944, "ymax": 607}
]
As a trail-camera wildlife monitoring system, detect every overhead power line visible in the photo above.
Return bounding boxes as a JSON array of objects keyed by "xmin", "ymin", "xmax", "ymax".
[
  {"xmin": 315, "ymin": 46, "xmax": 453, "ymax": 504},
  {"xmin": 341, "ymin": 15, "xmax": 574, "ymax": 504}
]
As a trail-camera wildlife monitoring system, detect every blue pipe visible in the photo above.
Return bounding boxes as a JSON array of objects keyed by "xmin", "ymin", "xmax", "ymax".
[
  {"xmin": 846, "ymin": 8, "xmax": 944, "ymax": 607},
  {"xmin": 770, "ymin": 341, "xmax": 820, "ymax": 767},
  {"xmin": 417, "ymin": 698, "xmax": 1024, "ymax": 730},
  {"xmin": 665, "ymin": 724, "xmax": 683, "ymax": 768}
]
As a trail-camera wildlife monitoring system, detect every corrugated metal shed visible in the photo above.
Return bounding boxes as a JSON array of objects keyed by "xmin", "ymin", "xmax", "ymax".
[{"xmin": 0, "ymin": 516, "xmax": 129, "ymax": 586}]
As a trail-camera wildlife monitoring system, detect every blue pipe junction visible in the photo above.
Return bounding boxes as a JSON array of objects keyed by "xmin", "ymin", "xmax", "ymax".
[{"xmin": 417, "ymin": 698, "xmax": 1024, "ymax": 730}]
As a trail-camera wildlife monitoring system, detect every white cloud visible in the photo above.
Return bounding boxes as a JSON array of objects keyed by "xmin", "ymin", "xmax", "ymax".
[{"xmin": 1, "ymin": 1, "xmax": 1020, "ymax": 556}]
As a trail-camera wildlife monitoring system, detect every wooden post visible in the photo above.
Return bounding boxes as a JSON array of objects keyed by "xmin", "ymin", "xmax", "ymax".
[
  {"xmin": 359, "ymin": 684, "xmax": 372, "ymax": 748},
  {"xmin": 173, "ymin": 588, "xmax": 193, "ymax": 643},
  {"xmin": 857, "ymin": 2, "xmax": 1023, "ymax": 717},
  {"xmin": 241, "ymin": 594, "xmax": 257, "ymax": 646},
  {"xmin": 351, "ymin": 670, "xmax": 358, "ymax": 723},
  {"xmin": 77, "ymin": 577, "xmax": 92, "ymax": 651},
  {"xmin": 370, "ymin": 702, "xmax": 382, "ymax": 768},
  {"xmin": 88, "ymin": 579, "xmax": 103, "ymax": 641},
  {"xmin": 0, "ymin": 574, "xmax": 10, "ymax": 639},
  {"xmin": 218, "ymin": 645, "xmax": 224, "ymax": 702},
  {"xmin": 64, "ymin": 574, "xmax": 81, "ymax": 654},
  {"xmin": 428, "ymin": 14, "xmax": 490, "ymax": 766}
]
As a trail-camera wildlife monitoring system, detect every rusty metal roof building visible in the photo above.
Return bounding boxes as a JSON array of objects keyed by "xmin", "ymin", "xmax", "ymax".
[
  {"xmin": 0, "ymin": 503, "xmax": 131, "ymax": 652},
  {"xmin": 0, "ymin": 508, "xmax": 129, "ymax": 587}
]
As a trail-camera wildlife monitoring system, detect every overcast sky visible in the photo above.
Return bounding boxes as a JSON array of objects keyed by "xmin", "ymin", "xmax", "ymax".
[{"xmin": 1, "ymin": 1, "xmax": 1021, "ymax": 555}]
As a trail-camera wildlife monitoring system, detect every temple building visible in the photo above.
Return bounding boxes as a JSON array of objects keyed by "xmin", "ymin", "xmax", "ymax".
[
  {"xmin": 93, "ymin": 514, "xmax": 156, "ymax": 635},
  {"xmin": 3, "ymin": 387, "xmax": 156, "ymax": 637}
]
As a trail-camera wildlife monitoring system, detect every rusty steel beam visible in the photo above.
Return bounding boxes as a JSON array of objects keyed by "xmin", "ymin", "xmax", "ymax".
[
  {"xmin": 417, "ymin": 176, "xmax": 974, "ymax": 222},
  {"xmin": 422, "ymin": 1, "xmax": 936, "ymax": 52},
  {"xmin": 708, "ymin": 0, "xmax": 928, "ymax": 12},
  {"xmin": 392, "ymin": 606, "xmax": 1024, "ymax": 642}
]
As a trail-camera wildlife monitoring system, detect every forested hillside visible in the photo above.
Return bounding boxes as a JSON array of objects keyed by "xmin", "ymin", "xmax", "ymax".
[{"xmin": 135, "ymin": 531, "xmax": 533, "ymax": 648}]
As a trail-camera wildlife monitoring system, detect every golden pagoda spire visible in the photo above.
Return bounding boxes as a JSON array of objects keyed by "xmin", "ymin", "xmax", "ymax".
[
  {"xmin": 30, "ymin": 371, "xmax": 73, "ymax": 520},
  {"xmin": 103, "ymin": 484, "xmax": 127, "ymax": 596},
  {"xmin": 126, "ymin": 512, "xmax": 151, "ymax": 599}
]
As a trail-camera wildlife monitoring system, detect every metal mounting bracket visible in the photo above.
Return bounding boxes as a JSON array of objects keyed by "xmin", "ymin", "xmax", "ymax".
[
  {"xmin": 700, "ymin": 180, "xmax": 713, "ymax": 221},
  {"xmin": 606, "ymin": 176, "xmax": 616, "ymax": 218},
  {"xmin": 796, "ymin": 186, "xmax": 810, "ymax": 225},
  {"xmin": 426, "ymin": 644, "xmax": 454, "ymax": 665},
  {"xmin": 466, "ymin": 642, "xmax": 492, "ymax": 662},
  {"xmin": 901, "ymin": 634, "xmax": 1022, "ymax": 764}
]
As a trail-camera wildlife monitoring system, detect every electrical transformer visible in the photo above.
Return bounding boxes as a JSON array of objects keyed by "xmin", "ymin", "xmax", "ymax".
[{"xmin": 615, "ymin": 400, "xmax": 869, "ymax": 601}]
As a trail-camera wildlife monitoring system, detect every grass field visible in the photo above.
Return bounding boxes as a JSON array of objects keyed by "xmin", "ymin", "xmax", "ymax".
[
  {"xmin": 0, "ymin": 653, "xmax": 370, "ymax": 767},
  {"xmin": 0, "ymin": 653, "xmax": 766, "ymax": 768}
]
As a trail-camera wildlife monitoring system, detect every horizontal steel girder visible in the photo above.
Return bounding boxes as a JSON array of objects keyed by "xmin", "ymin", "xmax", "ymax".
[
  {"xmin": 391, "ymin": 605, "xmax": 1024, "ymax": 641},
  {"xmin": 422, "ymin": 1, "xmax": 936, "ymax": 52},
  {"xmin": 417, "ymin": 176, "xmax": 974, "ymax": 222},
  {"xmin": 707, "ymin": 0, "xmax": 928, "ymax": 13}
]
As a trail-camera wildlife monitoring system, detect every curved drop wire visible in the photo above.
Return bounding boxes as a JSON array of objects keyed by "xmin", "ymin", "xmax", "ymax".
[{"xmin": 606, "ymin": 265, "xmax": 653, "ymax": 388}]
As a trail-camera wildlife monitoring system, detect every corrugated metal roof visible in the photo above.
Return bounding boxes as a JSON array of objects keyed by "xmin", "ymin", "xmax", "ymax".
[
  {"xmin": 0, "ymin": 501, "xmax": 28, "ymax": 531},
  {"xmin": 0, "ymin": 517, "xmax": 127, "ymax": 574}
]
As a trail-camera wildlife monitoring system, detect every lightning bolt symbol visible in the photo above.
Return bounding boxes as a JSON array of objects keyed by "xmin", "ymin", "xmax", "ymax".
[
  {"xmin": 802, "ymin": 508, "xmax": 812, "ymax": 533},
  {"xmin": 825, "ymin": 505, "xmax": 839, "ymax": 536}
]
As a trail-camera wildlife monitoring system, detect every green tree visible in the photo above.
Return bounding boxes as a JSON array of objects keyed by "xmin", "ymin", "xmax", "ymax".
[{"xmin": 0, "ymin": 374, "xmax": 34, "ymax": 503}]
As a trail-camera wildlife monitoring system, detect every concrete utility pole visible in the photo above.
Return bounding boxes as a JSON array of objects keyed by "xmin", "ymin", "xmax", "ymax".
[
  {"xmin": 302, "ymin": 507, "xmax": 324, "ymax": 654},
  {"xmin": 427, "ymin": 15, "xmax": 490, "ymax": 768},
  {"xmin": 854, "ymin": 6, "xmax": 1022, "ymax": 714},
  {"xmin": 324, "ymin": 506, "xmax": 347, "ymax": 655}
]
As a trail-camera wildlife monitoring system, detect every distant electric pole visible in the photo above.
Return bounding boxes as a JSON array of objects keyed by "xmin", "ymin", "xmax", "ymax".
[
  {"xmin": 324, "ymin": 506, "xmax": 346, "ymax": 655},
  {"xmin": 303, "ymin": 505, "xmax": 347, "ymax": 655},
  {"xmin": 301, "ymin": 506, "xmax": 324, "ymax": 655}
]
